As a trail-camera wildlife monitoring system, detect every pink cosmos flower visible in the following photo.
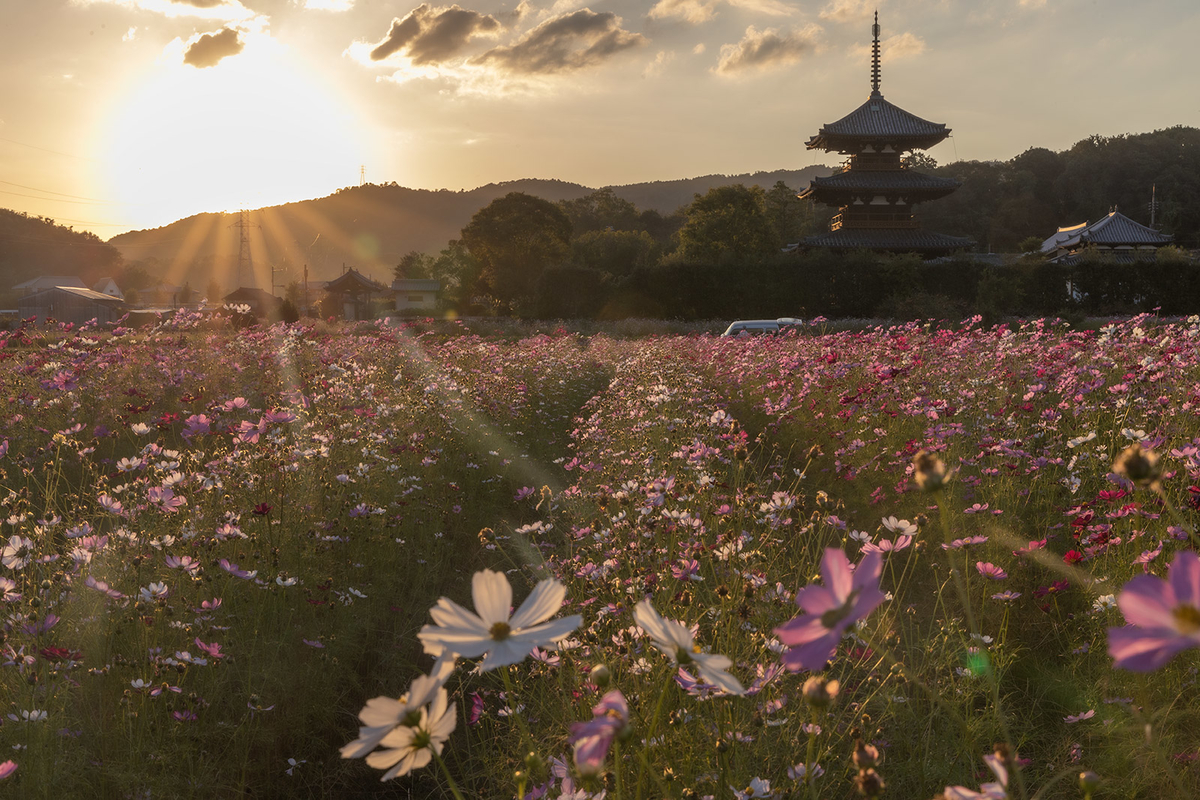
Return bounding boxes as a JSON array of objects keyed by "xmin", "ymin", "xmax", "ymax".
[
  {"xmin": 0, "ymin": 577, "xmax": 18, "ymax": 602},
  {"xmin": 975, "ymin": 562, "xmax": 1008, "ymax": 580},
  {"xmin": 0, "ymin": 760, "xmax": 16, "ymax": 780},
  {"xmin": 862, "ymin": 535, "xmax": 912, "ymax": 556},
  {"xmin": 774, "ymin": 548, "xmax": 885, "ymax": 673},
  {"xmin": 194, "ymin": 638, "xmax": 225, "ymax": 659},
  {"xmin": 943, "ymin": 752, "xmax": 1008, "ymax": 799},
  {"xmin": 84, "ymin": 576, "xmax": 125, "ymax": 600},
  {"xmin": 1064, "ymin": 709, "xmax": 1095, "ymax": 724},
  {"xmin": 569, "ymin": 689, "xmax": 628, "ymax": 777},
  {"xmin": 1108, "ymin": 550, "xmax": 1200, "ymax": 671},
  {"xmin": 219, "ymin": 559, "xmax": 257, "ymax": 580},
  {"xmin": 147, "ymin": 486, "xmax": 186, "ymax": 513}
]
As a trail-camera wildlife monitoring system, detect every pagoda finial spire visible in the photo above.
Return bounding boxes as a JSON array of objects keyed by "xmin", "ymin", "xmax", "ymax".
[{"xmin": 870, "ymin": 10, "xmax": 881, "ymax": 97}]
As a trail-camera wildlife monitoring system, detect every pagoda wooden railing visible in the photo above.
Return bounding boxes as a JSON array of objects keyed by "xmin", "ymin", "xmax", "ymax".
[{"xmin": 831, "ymin": 212, "xmax": 919, "ymax": 231}]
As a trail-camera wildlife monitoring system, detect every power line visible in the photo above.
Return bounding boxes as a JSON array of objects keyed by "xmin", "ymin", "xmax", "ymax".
[
  {"xmin": 0, "ymin": 188, "xmax": 111, "ymax": 205},
  {"xmin": 0, "ymin": 136, "xmax": 96, "ymax": 161},
  {"xmin": 0, "ymin": 180, "xmax": 110, "ymax": 202}
]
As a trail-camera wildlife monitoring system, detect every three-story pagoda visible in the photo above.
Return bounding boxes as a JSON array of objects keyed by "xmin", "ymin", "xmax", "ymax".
[{"xmin": 801, "ymin": 13, "xmax": 971, "ymax": 256}]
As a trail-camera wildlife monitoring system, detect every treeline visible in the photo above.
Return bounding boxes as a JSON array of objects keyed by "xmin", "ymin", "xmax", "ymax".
[
  {"xmin": 922, "ymin": 126, "xmax": 1200, "ymax": 250},
  {"xmin": 0, "ymin": 210, "xmax": 123, "ymax": 302}
]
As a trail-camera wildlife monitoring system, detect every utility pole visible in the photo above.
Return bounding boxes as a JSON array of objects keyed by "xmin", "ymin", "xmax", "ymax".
[{"xmin": 1149, "ymin": 184, "xmax": 1159, "ymax": 228}]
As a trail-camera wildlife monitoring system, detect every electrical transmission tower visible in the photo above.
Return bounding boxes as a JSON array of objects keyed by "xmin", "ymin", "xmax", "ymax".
[
  {"xmin": 359, "ymin": 165, "xmax": 366, "ymax": 186},
  {"xmin": 231, "ymin": 209, "xmax": 259, "ymax": 289}
]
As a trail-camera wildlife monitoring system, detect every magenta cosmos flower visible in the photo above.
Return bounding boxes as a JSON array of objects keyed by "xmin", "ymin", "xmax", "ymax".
[
  {"xmin": 1108, "ymin": 549, "xmax": 1200, "ymax": 671},
  {"xmin": 774, "ymin": 548, "xmax": 885, "ymax": 672},
  {"xmin": 569, "ymin": 689, "xmax": 628, "ymax": 777}
]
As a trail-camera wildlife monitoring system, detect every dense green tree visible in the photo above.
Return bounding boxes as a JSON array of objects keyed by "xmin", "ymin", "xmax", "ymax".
[
  {"xmin": 461, "ymin": 192, "xmax": 572, "ymax": 308},
  {"xmin": 430, "ymin": 239, "xmax": 484, "ymax": 312},
  {"xmin": 763, "ymin": 181, "xmax": 808, "ymax": 248},
  {"xmin": 558, "ymin": 188, "xmax": 641, "ymax": 234},
  {"xmin": 675, "ymin": 184, "xmax": 777, "ymax": 263},
  {"xmin": 394, "ymin": 250, "xmax": 433, "ymax": 280},
  {"xmin": 571, "ymin": 229, "xmax": 660, "ymax": 276}
]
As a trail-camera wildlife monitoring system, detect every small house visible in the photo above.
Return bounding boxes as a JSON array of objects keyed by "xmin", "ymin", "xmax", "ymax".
[
  {"xmin": 324, "ymin": 268, "xmax": 388, "ymax": 321},
  {"xmin": 392, "ymin": 279, "xmax": 440, "ymax": 315},
  {"xmin": 223, "ymin": 287, "xmax": 282, "ymax": 318},
  {"xmin": 93, "ymin": 277, "xmax": 124, "ymax": 300}
]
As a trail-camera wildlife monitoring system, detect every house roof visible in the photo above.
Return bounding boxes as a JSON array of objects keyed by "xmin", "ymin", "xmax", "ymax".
[
  {"xmin": 325, "ymin": 269, "xmax": 387, "ymax": 293},
  {"xmin": 13, "ymin": 276, "xmax": 88, "ymax": 291},
  {"xmin": 801, "ymin": 170, "xmax": 961, "ymax": 201},
  {"xmin": 21, "ymin": 286, "xmax": 123, "ymax": 303},
  {"xmin": 224, "ymin": 287, "xmax": 282, "ymax": 305},
  {"xmin": 391, "ymin": 279, "xmax": 441, "ymax": 292},
  {"xmin": 807, "ymin": 95, "xmax": 951, "ymax": 152},
  {"xmin": 1040, "ymin": 211, "xmax": 1174, "ymax": 254},
  {"xmin": 804, "ymin": 228, "xmax": 973, "ymax": 253}
]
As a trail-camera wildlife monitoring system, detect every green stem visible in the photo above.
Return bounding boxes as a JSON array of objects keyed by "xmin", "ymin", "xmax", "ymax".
[
  {"xmin": 806, "ymin": 708, "xmax": 820, "ymax": 800},
  {"xmin": 500, "ymin": 665, "xmax": 534, "ymax": 751},
  {"xmin": 634, "ymin": 670, "xmax": 675, "ymax": 800},
  {"xmin": 612, "ymin": 740, "xmax": 624, "ymax": 800},
  {"xmin": 432, "ymin": 749, "xmax": 467, "ymax": 800}
]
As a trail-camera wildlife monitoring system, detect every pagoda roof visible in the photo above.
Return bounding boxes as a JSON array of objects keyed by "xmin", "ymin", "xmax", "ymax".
[
  {"xmin": 804, "ymin": 228, "xmax": 973, "ymax": 254},
  {"xmin": 1040, "ymin": 211, "xmax": 1173, "ymax": 254},
  {"xmin": 800, "ymin": 170, "xmax": 960, "ymax": 201},
  {"xmin": 807, "ymin": 94, "xmax": 950, "ymax": 152}
]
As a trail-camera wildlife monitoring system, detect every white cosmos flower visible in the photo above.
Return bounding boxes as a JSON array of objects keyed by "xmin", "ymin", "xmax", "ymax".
[
  {"xmin": 341, "ymin": 656, "xmax": 456, "ymax": 760},
  {"xmin": 633, "ymin": 599, "xmax": 745, "ymax": 695},
  {"xmin": 364, "ymin": 686, "xmax": 456, "ymax": 781},
  {"xmin": 417, "ymin": 569, "xmax": 581, "ymax": 671}
]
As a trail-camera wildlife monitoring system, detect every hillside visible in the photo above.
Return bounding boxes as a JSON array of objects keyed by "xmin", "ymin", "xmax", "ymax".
[
  {"xmin": 0, "ymin": 210, "xmax": 123, "ymax": 304},
  {"xmin": 106, "ymin": 168, "xmax": 831, "ymax": 289}
]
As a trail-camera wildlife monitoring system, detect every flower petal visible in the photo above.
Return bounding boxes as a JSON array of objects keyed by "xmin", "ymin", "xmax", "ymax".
[
  {"xmin": 472, "ymin": 569, "xmax": 513, "ymax": 627},
  {"xmin": 509, "ymin": 578, "xmax": 567, "ymax": 630},
  {"xmin": 821, "ymin": 548, "xmax": 853, "ymax": 602},
  {"xmin": 1168, "ymin": 550, "xmax": 1200, "ymax": 610},
  {"xmin": 1117, "ymin": 574, "xmax": 1177, "ymax": 629},
  {"xmin": 1108, "ymin": 624, "xmax": 1195, "ymax": 671}
]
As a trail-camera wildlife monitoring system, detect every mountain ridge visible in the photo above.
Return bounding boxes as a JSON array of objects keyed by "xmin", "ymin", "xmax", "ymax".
[{"xmin": 105, "ymin": 167, "xmax": 832, "ymax": 288}]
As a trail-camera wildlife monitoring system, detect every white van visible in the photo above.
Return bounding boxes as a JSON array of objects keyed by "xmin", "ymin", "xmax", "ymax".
[{"xmin": 721, "ymin": 320, "xmax": 781, "ymax": 337}]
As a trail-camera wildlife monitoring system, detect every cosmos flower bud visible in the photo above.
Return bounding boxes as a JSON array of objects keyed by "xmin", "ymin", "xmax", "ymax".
[
  {"xmin": 589, "ymin": 663, "xmax": 611, "ymax": 688},
  {"xmin": 852, "ymin": 738, "xmax": 880, "ymax": 770},
  {"xmin": 1112, "ymin": 443, "xmax": 1160, "ymax": 487},
  {"xmin": 912, "ymin": 449, "xmax": 951, "ymax": 491},
  {"xmin": 1079, "ymin": 770, "xmax": 1101, "ymax": 794},
  {"xmin": 802, "ymin": 677, "xmax": 839, "ymax": 709},
  {"xmin": 854, "ymin": 768, "xmax": 885, "ymax": 797}
]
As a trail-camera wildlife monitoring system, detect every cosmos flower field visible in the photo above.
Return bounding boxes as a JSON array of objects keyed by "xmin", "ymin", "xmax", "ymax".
[{"xmin": 1, "ymin": 312, "xmax": 1199, "ymax": 799}]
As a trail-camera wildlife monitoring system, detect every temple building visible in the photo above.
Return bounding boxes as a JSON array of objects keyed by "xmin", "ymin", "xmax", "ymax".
[
  {"xmin": 1040, "ymin": 209, "xmax": 1174, "ymax": 264},
  {"xmin": 801, "ymin": 13, "xmax": 971, "ymax": 256}
]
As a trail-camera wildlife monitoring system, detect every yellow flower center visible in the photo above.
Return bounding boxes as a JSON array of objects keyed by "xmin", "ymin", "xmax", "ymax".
[
  {"xmin": 490, "ymin": 621, "xmax": 512, "ymax": 641},
  {"xmin": 1174, "ymin": 604, "xmax": 1200, "ymax": 634}
]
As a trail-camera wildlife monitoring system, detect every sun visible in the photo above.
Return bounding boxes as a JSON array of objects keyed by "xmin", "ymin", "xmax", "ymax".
[{"xmin": 100, "ymin": 32, "xmax": 376, "ymax": 231}]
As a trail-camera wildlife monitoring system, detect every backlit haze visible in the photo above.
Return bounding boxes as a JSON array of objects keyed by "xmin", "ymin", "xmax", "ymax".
[{"xmin": 2, "ymin": 0, "xmax": 1197, "ymax": 237}]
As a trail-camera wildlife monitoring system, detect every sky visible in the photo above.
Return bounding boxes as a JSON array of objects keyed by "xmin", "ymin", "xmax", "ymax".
[{"xmin": 1, "ymin": 0, "xmax": 1198, "ymax": 238}]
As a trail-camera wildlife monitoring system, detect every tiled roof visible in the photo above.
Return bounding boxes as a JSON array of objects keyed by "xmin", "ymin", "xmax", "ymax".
[
  {"xmin": 801, "ymin": 170, "xmax": 960, "ymax": 200},
  {"xmin": 325, "ymin": 269, "xmax": 388, "ymax": 293},
  {"xmin": 1040, "ymin": 211, "xmax": 1173, "ymax": 253},
  {"xmin": 804, "ymin": 229, "xmax": 973, "ymax": 253},
  {"xmin": 807, "ymin": 95, "xmax": 950, "ymax": 151}
]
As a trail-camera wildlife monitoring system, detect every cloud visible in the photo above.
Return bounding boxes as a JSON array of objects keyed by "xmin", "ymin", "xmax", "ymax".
[
  {"xmin": 475, "ymin": 9, "xmax": 645, "ymax": 74},
  {"xmin": 302, "ymin": 0, "xmax": 355, "ymax": 10},
  {"xmin": 648, "ymin": 0, "xmax": 717, "ymax": 24},
  {"xmin": 850, "ymin": 31, "xmax": 925, "ymax": 62},
  {"xmin": 183, "ymin": 26, "xmax": 243, "ymax": 67},
  {"xmin": 715, "ymin": 23, "xmax": 820, "ymax": 73},
  {"xmin": 73, "ymin": 0, "xmax": 255, "ymax": 21},
  {"xmin": 643, "ymin": 49, "xmax": 674, "ymax": 77},
  {"xmin": 818, "ymin": 0, "xmax": 872, "ymax": 24},
  {"xmin": 648, "ymin": 0, "xmax": 792, "ymax": 25},
  {"xmin": 369, "ymin": 4, "xmax": 502, "ymax": 65}
]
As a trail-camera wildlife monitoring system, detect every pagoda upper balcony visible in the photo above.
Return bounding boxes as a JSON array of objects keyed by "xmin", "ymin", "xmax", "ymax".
[{"xmin": 831, "ymin": 212, "xmax": 919, "ymax": 231}]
